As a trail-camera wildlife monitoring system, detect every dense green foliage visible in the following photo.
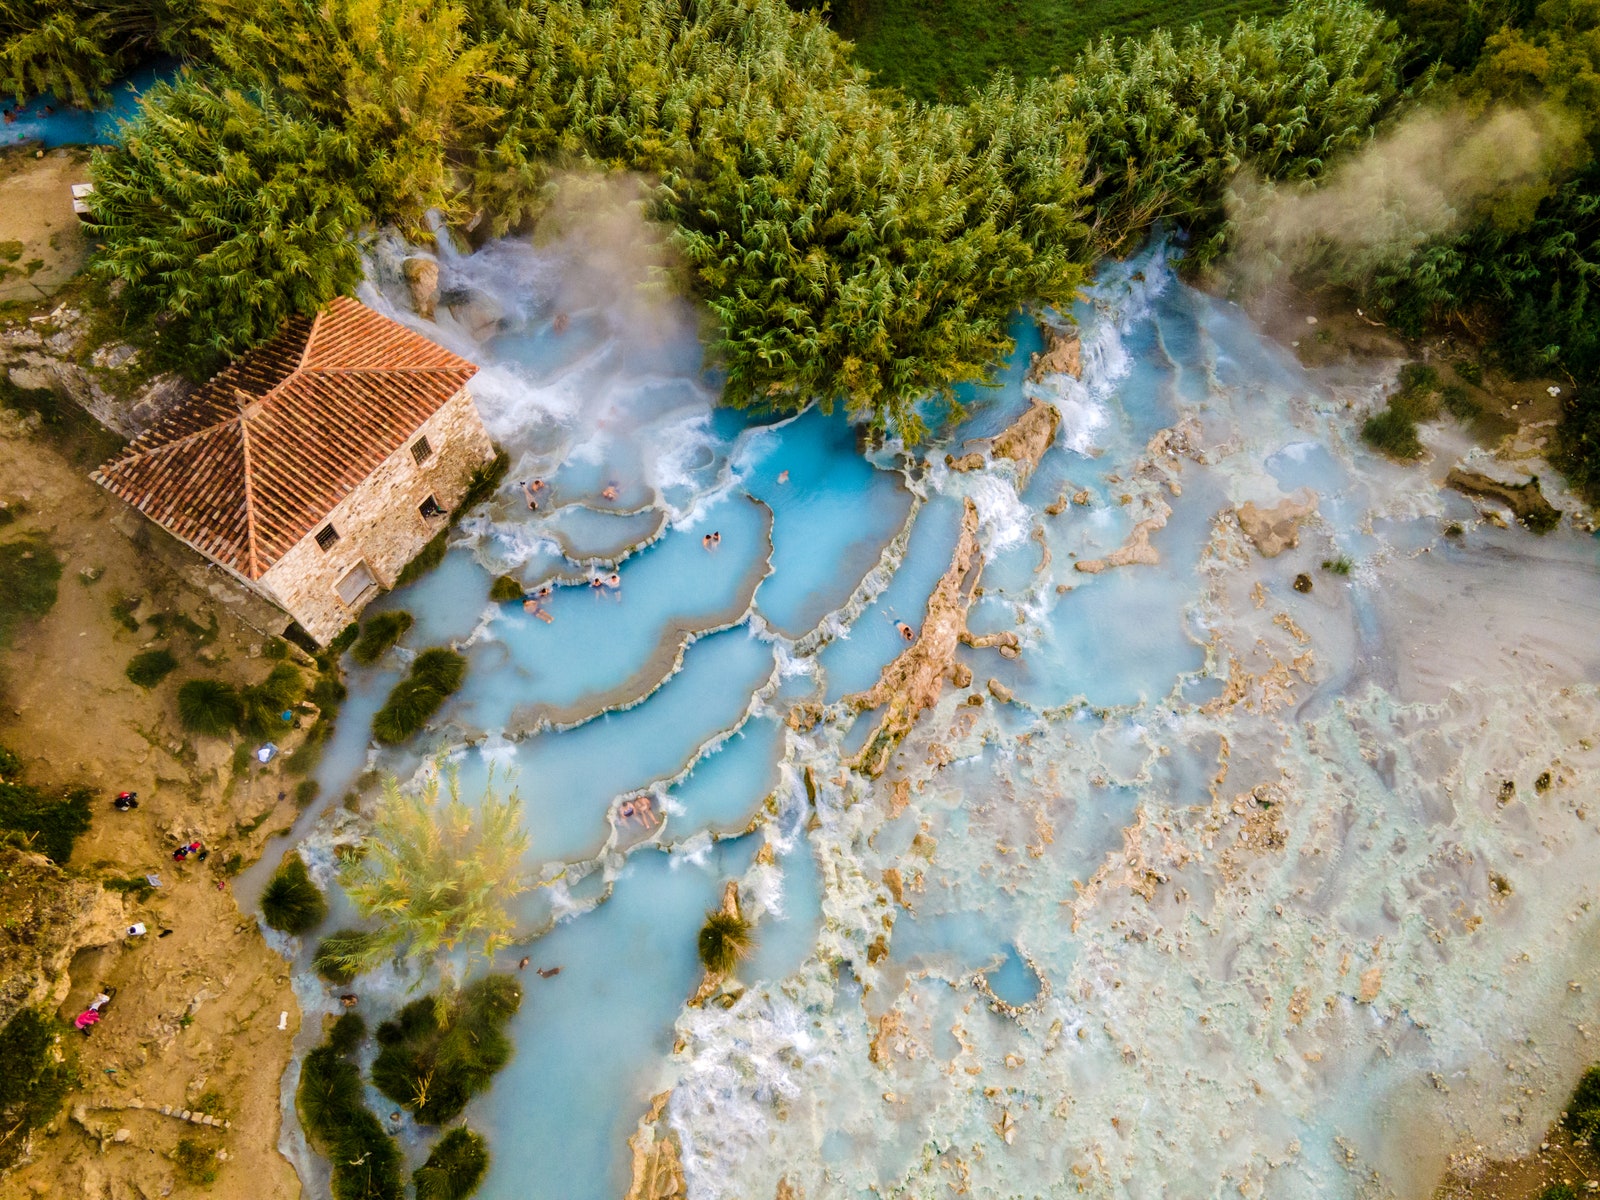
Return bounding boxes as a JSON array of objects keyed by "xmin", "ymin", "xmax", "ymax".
[
  {"xmin": 371, "ymin": 648, "xmax": 466, "ymax": 744},
  {"xmin": 0, "ymin": 534, "xmax": 62, "ymax": 648},
  {"xmin": 414, "ymin": 1127, "xmax": 490, "ymax": 1200},
  {"xmin": 0, "ymin": 782, "xmax": 92, "ymax": 863},
  {"xmin": 125, "ymin": 648, "xmax": 179, "ymax": 688},
  {"xmin": 372, "ymin": 975, "xmax": 521, "ymax": 1124},
  {"xmin": 0, "ymin": 1008, "xmax": 75, "ymax": 1170},
  {"xmin": 1541, "ymin": 1185, "xmax": 1579, "ymax": 1200},
  {"xmin": 261, "ymin": 853, "xmax": 327, "ymax": 935},
  {"xmin": 0, "ymin": 0, "xmax": 198, "ymax": 106},
  {"xmin": 314, "ymin": 927, "xmax": 382, "ymax": 985},
  {"xmin": 88, "ymin": 78, "xmax": 369, "ymax": 377},
  {"xmin": 350, "ymin": 611, "xmax": 414, "ymax": 666},
  {"xmin": 828, "ymin": 0, "xmax": 1288, "ymax": 103},
  {"xmin": 297, "ymin": 1020, "xmax": 403, "ymax": 1200},
  {"xmin": 488, "ymin": 575, "xmax": 524, "ymax": 603},
  {"xmin": 697, "ymin": 908, "xmax": 753, "ymax": 975},
  {"xmin": 1361, "ymin": 362, "xmax": 1444, "ymax": 457},
  {"xmin": 1565, "ymin": 1064, "xmax": 1600, "ymax": 1145},
  {"xmin": 337, "ymin": 769, "xmax": 530, "ymax": 978},
  {"xmin": 176, "ymin": 677, "xmax": 241, "ymax": 736}
]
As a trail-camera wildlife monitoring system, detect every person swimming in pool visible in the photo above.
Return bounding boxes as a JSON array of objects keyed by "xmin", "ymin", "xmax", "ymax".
[
  {"xmin": 523, "ymin": 479, "xmax": 546, "ymax": 510},
  {"xmin": 523, "ymin": 596, "xmax": 553, "ymax": 623},
  {"xmin": 601, "ymin": 481, "xmax": 619, "ymax": 501},
  {"xmin": 896, "ymin": 620, "xmax": 915, "ymax": 641}
]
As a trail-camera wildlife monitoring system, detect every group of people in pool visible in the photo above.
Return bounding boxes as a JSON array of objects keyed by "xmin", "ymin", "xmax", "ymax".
[{"xmin": 616, "ymin": 794, "xmax": 656, "ymax": 827}]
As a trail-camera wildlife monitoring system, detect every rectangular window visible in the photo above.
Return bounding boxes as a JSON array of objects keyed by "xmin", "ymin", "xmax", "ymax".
[
  {"xmin": 419, "ymin": 495, "xmax": 444, "ymax": 519},
  {"xmin": 411, "ymin": 436, "xmax": 434, "ymax": 465},
  {"xmin": 315, "ymin": 524, "xmax": 339, "ymax": 552}
]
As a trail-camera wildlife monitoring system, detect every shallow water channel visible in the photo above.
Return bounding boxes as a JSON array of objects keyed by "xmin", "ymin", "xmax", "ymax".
[{"xmin": 271, "ymin": 234, "xmax": 1600, "ymax": 1200}]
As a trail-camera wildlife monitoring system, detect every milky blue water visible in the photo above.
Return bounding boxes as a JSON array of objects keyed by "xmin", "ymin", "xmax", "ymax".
[
  {"xmin": 275, "ymin": 232, "xmax": 1600, "ymax": 1200},
  {"xmin": 0, "ymin": 61, "xmax": 174, "ymax": 148}
]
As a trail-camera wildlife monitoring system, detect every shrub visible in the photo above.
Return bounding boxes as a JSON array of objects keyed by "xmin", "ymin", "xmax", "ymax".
[
  {"xmin": 1564, "ymin": 1065, "xmax": 1600, "ymax": 1146},
  {"xmin": 314, "ymin": 928, "xmax": 382, "ymax": 985},
  {"xmin": 1540, "ymin": 1185, "xmax": 1578, "ymax": 1200},
  {"xmin": 297, "ymin": 1028, "xmax": 403, "ymax": 1200},
  {"xmin": 173, "ymin": 1137, "xmax": 219, "ymax": 1185},
  {"xmin": 294, "ymin": 779, "xmax": 320, "ymax": 807},
  {"xmin": 328, "ymin": 623, "xmax": 360, "ymax": 656},
  {"xmin": 372, "ymin": 975, "xmax": 522, "ymax": 1124},
  {"xmin": 178, "ymin": 679, "xmax": 243, "ymax": 737},
  {"xmin": 261, "ymin": 854, "xmax": 327, "ymax": 935},
  {"xmin": 0, "ymin": 1008, "xmax": 75, "ymax": 1170},
  {"xmin": 0, "ymin": 534, "xmax": 62, "ymax": 647},
  {"xmin": 126, "ymin": 649, "xmax": 179, "ymax": 688},
  {"xmin": 1321, "ymin": 557, "xmax": 1353, "ymax": 576},
  {"xmin": 697, "ymin": 910, "xmax": 753, "ymax": 976},
  {"xmin": 414, "ymin": 1127, "xmax": 490, "ymax": 1200},
  {"xmin": 0, "ymin": 745, "xmax": 19, "ymax": 777},
  {"xmin": 327, "ymin": 1012, "xmax": 366, "ymax": 1056},
  {"xmin": 238, "ymin": 663, "xmax": 306, "ymax": 738},
  {"xmin": 456, "ymin": 449, "xmax": 511, "ymax": 517},
  {"xmin": 1361, "ymin": 406, "xmax": 1424, "ymax": 459},
  {"xmin": 371, "ymin": 649, "xmax": 467, "ymax": 745},
  {"xmin": 488, "ymin": 575, "xmax": 524, "ymax": 603},
  {"xmin": 0, "ymin": 783, "xmax": 92, "ymax": 864},
  {"xmin": 350, "ymin": 612, "xmax": 415, "ymax": 666},
  {"xmin": 394, "ymin": 530, "xmax": 449, "ymax": 588},
  {"xmin": 1441, "ymin": 382, "xmax": 1480, "ymax": 420},
  {"xmin": 264, "ymin": 638, "xmax": 290, "ymax": 659}
]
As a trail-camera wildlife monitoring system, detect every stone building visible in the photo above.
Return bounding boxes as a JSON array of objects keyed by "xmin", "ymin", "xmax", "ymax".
[{"xmin": 93, "ymin": 297, "xmax": 495, "ymax": 644}]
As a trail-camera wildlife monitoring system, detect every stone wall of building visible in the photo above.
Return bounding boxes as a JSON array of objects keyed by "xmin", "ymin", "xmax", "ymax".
[{"xmin": 258, "ymin": 389, "xmax": 495, "ymax": 643}]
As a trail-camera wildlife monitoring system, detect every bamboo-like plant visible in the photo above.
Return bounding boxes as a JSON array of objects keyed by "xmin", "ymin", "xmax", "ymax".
[{"xmin": 334, "ymin": 768, "xmax": 531, "ymax": 986}]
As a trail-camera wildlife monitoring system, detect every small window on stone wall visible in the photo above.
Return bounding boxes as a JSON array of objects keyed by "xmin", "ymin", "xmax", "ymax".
[
  {"xmin": 315, "ymin": 524, "xmax": 339, "ymax": 552},
  {"xmin": 419, "ymin": 495, "xmax": 444, "ymax": 519},
  {"xmin": 411, "ymin": 436, "xmax": 434, "ymax": 465}
]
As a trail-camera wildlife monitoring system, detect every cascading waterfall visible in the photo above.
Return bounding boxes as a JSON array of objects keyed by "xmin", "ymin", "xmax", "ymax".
[{"xmin": 278, "ymin": 230, "xmax": 1600, "ymax": 1200}]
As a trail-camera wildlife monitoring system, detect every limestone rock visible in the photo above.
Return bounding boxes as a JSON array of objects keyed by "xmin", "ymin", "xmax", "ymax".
[
  {"xmin": 402, "ymin": 257, "xmax": 440, "ymax": 321},
  {"xmin": 443, "ymin": 286, "xmax": 503, "ymax": 339},
  {"xmin": 1028, "ymin": 325, "xmax": 1082, "ymax": 382},
  {"xmin": 945, "ymin": 399, "xmax": 1060, "ymax": 488},
  {"xmin": 625, "ymin": 1093, "xmax": 686, "ymax": 1200},
  {"xmin": 0, "ymin": 847, "xmax": 125, "ymax": 1027},
  {"xmin": 1445, "ymin": 468, "xmax": 1560, "ymax": 533},
  {"xmin": 987, "ymin": 678, "xmax": 1013, "ymax": 704},
  {"xmin": 1235, "ymin": 490, "xmax": 1318, "ymax": 558},
  {"xmin": 1075, "ymin": 502, "xmax": 1171, "ymax": 574}
]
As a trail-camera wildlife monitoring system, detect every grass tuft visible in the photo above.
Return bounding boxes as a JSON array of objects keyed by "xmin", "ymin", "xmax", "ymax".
[
  {"xmin": 350, "ymin": 611, "xmax": 415, "ymax": 666},
  {"xmin": 0, "ymin": 534, "xmax": 62, "ymax": 647},
  {"xmin": 0, "ymin": 1008, "xmax": 76, "ymax": 1170},
  {"xmin": 0, "ymin": 784, "xmax": 92, "ymax": 864},
  {"xmin": 697, "ymin": 909, "xmax": 753, "ymax": 976},
  {"xmin": 177, "ymin": 679, "xmax": 242, "ymax": 737},
  {"xmin": 296, "ymin": 1022, "xmax": 403, "ymax": 1200},
  {"xmin": 126, "ymin": 649, "xmax": 179, "ymax": 688},
  {"xmin": 261, "ymin": 854, "xmax": 327, "ymax": 935},
  {"xmin": 488, "ymin": 575, "xmax": 524, "ymax": 603},
  {"xmin": 372, "ymin": 975, "xmax": 521, "ymax": 1125},
  {"xmin": 414, "ymin": 1126, "xmax": 490, "ymax": 1200},
  {"xmin": 371, "ymin": 649, "xmax": 467, "ymax": 745}
]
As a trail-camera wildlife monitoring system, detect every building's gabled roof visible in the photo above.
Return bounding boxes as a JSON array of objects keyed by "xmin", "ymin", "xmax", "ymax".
[{"xmin": 93, "ymin": 298, "xmax": 478, "ymax": 580}]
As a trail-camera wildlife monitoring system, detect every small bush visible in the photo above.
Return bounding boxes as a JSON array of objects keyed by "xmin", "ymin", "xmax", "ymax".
[
  {"xmin": 1564, "ymin": 1065, "xmax": 1600, "ymax": 1146},
  {"xmin": 1453, "ymin": 358, "xmax": 1484, "ymax": 385},
  {"xmin": 0, "ymin": 783, "xmax": 92, "ymax": 864},
  {"xmin": 297, "ymin": 1029, "xmax": 403, "ymax": 1200},
  {"xmin": 1441, "ymin": 382, "xmax": 1481, "ymax": 420},
  {"xmin": 395, "ymin": 530, "xmax": 449, "ymax": 588},
  {"xmin": 488, "ymin": 575, "xmax": 524, "ymax": 603},
  {"xmin": 414, "ymin": 1127, "xmax": 490, "ymax": 1200},
  {"xmin": 697, "ymin": 910, "xmax": 753, "ymax": 976},
  {"xmin": 174, "ymin": 1136, "xmax": 219, "ymax": 1185},
  {"xmin": 371, "ymin": 649, "xmax": 467, "ymax": 746},
  {"xmin": 327, "ymin": 1012, "xmax": 366, "ymax": 1056},
  {"xmin": 126, "ymin": 649, "xmax": 179, "ymax": 688},
  {"xmin": 310, "ymin": 674, "xmax": 348, "ymax": 714},
  {"xmin": 1541, "ymin": 1185, "xmax": 1578, "ymax": 1200},
  {"xmin": 261, "ymin": 854, "xmax": 327, "ymax": 935},
  {"xmin": 328, "ymin": 623, "xmax": 360, "ymax": 656},
  {"xmin": 1362, "ymin": 406, "xmax": 1424, "ymax": 459},
  {"xmin": 0, "ymin": 1008, "xmax": 76, "ymax": 1170},
  {"xmin": 263, "ymin": 637, "xmax": 290, "ymax": 659},
  {"xmin": 0, "ymin": 535, "xmax": 62, "ymax": 646},
  {"xmin": 178, "ymin": 679, "xmax": 242, "ymax": 737},
  {"xmin": 103, "ymin": 873, "xmax": 157, "ymax": 901},
  {"xmin": 238, "ymin": 663, "xmax": 306, "ymax": 737},
  {"xmin": 109, "ymin": 593, "xmax": 141, "ymax": 632},
  {"xmin": 1320, "ymin": 557, "xmax": 1352, "ymax": 576},
  {"xmin": 457, "ymin": 448, "xmax": 511, "ymax": 517},
  {"xmin": 295, "ymin": 779, "xmax": 320, "ymax": 807},
  {"xmin": 0, "ymin": 745, "xmax": 19, "ymax": 777},
  {"xmin": 351, "ymin": 611, "xmax": 415, "ymax": 666},
  {"xmin": 314, "ymin": 928, "xmax": 382, "ymax": 985},
  {"xmin": 372, "ymin": 975, "xmax": 522, "ymax": 1124}
]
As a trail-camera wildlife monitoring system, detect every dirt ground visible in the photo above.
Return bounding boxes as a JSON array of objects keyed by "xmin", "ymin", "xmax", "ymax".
[
  {"xmin": 0, "ymin": 402, "xmax": 312, "ymax": 1200},
  {"xmin": 1436, "ymin": 1127, "xmax": 1600, "ymax": 1198},
  {"xmin": 0, "ymin": 148, "xmax": 91, "ymax": 307}
]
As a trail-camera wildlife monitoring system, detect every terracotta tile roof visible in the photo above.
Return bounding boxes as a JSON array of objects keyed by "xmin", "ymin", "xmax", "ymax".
[{"xmin": 92, "ymin": 298, "xmax": 477, "ymax": 579}]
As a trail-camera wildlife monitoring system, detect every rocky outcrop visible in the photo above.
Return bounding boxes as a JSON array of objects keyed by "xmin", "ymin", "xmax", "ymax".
[
  {"xmin": 1235, "ymin": 490, "xmax": 1318, "ymax": 557},
  {"xmin": 1075, "ymin": 501, "xmax": 1171, "ymax": 574},
  {"xmin": 625, "ymin": 1093, "xmax": 686, "ymax": 1200},
  {"xmin": 840, "ymin": 499, "xmax": 1019, "ymax": 777},
  {"xmin": 945, "ymin": 399, "xmax": 1061, "ymax": 488},
  {"xmin": 1027, "ymin": 324, "xmax": 1082, "ymax": 382},
  {"xmin": 0, "ymin": 847, "xmax": 126, "ymax": 1027},
  {"xmin": 1445, "ymin": 468, "xmax": 1561, "ymax": 532},
  {"xmin": 687, "ymin": 880, "xmax": 743, "ymax": 1008},
  {"xmin": 402, "ymin": 256, "xmax": 440, "ymax": 320},
  {"xmin": 443, "ymin": 286, "xmax": 504, "ymax": 340}
]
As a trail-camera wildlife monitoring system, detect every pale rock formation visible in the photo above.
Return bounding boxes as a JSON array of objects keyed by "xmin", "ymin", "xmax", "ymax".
[
  {"xmin": 1027, "ymin": 324, "xmax": 1082, "ymax": 382},
  {"xmin": 1235, "ymin": 490, "xmax": 1318, "ymax": 557},
  {"xmin": 402, "ymin": 256, "xmax": 440, "ymax": 321}
]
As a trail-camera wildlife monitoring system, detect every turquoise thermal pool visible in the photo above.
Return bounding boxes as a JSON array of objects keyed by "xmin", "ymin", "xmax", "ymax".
[{"xmin": 272, "ymin": 231, "xmax": 1600, "ymax": 1200}]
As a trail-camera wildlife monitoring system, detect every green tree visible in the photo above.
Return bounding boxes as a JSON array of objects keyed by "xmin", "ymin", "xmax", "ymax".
[
  {"xmin": 88, "ymin": 75, "xmax": 369, "ymax": 376},
  {"xmin": 335, "ymin": 768, "xmax": 530, "ymax": 986}
]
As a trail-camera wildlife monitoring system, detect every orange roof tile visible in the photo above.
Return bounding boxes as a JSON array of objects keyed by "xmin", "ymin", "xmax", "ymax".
[{"xmin": 93, "ymin": 298, "xmax": 478, "ymax": 579}]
